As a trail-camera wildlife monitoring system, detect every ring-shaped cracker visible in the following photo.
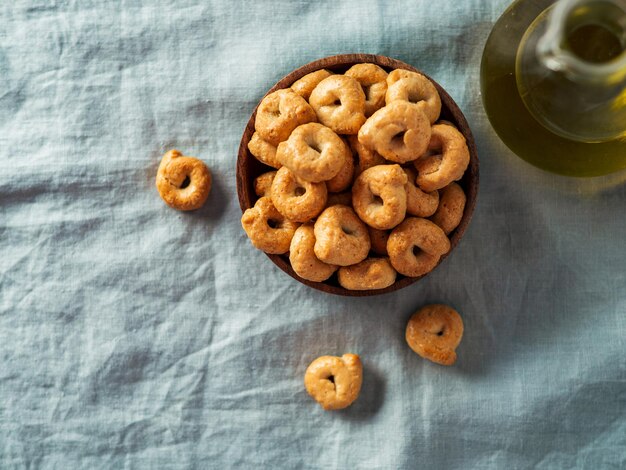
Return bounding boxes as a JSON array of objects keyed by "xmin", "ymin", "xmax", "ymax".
[
  {"xmin": 277, "ymin": 123, "xmax": 347, "ymax": 183},
  {"xmin": 248, "ymin": 132, "xmax": 281, "ymax": 169},
  {"xmin": 338, "ymin": 257, "xmax": 396, "ymax": 291},
  {"xmin": 304, "ymin": 354, "xmax": 363, "ymax": 410},
  {"xmin": 270, "ymin": 166, "xmax": 327, "ymax": 223},
  {"xmin": 414, "ymin": 124, "xmax": 470, "ymax": 192},
  {"xmin": 325, "ymin": 139, "xmax": 355, "ymax": 193},
  {"xmin": 368, "ymin": 227, "xmax": 390, "ymax": 256},
  {"xmin": 430, "ymin": 182, "xmax": 466, "ymax": 235},
  {"xmin": 254, "ymin": 171, "xmax": 277, "ymax": 197},
  {"xmin": 313, "ymin": 205, "xmax": 370, "ymax": 266},
  {"xmin": 291, "ymin": 69, "xmax": 333, "ymax": 101},
  {"xmin": 241, "ymin": 197, "xmax": 299, "ymax": 254},
  {"xmin": 289, "ymin": 224, "xmax": 337, "ymax": 282},
  {"xmin": 352, "ymin": 164, "xmax": 408, "ymax": 230},
  {"xmin": 348, "ymin": 135, "xmax": 387, "ymax": 176},
  {"xmin": 358, "ymin": 101, "xmax": 431, "ymax": 163},
  {"xmin": 405, "ymin": 304, "xmax": 464, "ymax": 366},
  {"xmin": 403, "ymin": 167, "xmax": 439, "ymax": 217},
  {"xmin": 387, "ymin": 217, "xmax": 450, "ymax": 277},
  {"xmin": 255, "ymin": 89, "xmax": 317, "ymax": 146},
  {"xmin": 156, "ymin": 150, "xmax": 212, "ymax": 211},
  {"xmin": 386, "ymin": 69, "xmax": 442, "ymax": 124},
  {"xmin": 345, "ymin": 63, "xmax": 388, "ymax": 117},
  {"xmin": 436, "ymin": 119, "xmax": 457, "ymax": 128},
  {"xmin": 309, "ymin": 75, "xmax": 366, "ymax": 135},
  {"xmin": 326, "ymin": 191, "xmax": 352, "ymax": 208}
]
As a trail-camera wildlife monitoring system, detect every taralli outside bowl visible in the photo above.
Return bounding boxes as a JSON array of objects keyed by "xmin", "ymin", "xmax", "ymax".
[{"xmin": 236, "ymin": 54, "xmax": 479, "ymax": 296}]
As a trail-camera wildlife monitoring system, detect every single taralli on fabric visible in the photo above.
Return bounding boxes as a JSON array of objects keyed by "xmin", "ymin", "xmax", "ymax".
[
  {"xmin": 403, "ymin": 167, "xmax": 440, "ymax": 217},
  {"xmin": 248, "ymin": 131, "xmax": 282, "ymax": 169},
  {"xmin": 304, "ymin": 354, "xmax": 363, "ymax": 410},
  {"xmin": 325, "ymin": 138, "xmax": 355, "ymax": 193},
  {"xmin": 387, "ymin": 217, "xmax": 450, "ymax": 277},
  {"xmin": 338, "ymin": 257, "xmax": 397, "ymax": 290},
  {"xmin": 253, "ymin": 171, "xmax": 277, "ymax": 197},
  {"xmin": 313, "ymin": 205, "xmax": 370, "ymax": 266},
  {"xmin": 291, "ymin": 69, "xmax": 333, "ymax": 101},
  {"xmin": 309, "ymin": 75, "xmax": 366, "ymax": 134},
  {"xmin": 241, "ymin": 197, "xmax": 299, "ymax": 254},
  {"xmin": 357, "ymin": 100, "xmax": 431, "ymax": 163},
  {"xmin": 405, "ymin": 304, "xmax": 464, "ymax": 366},
  {"xmin": 430, "ymin": 182, "xmax": 466, "ymax": 235},
  {"xmin": 270, "ymin": 167, "xmax": 327, "ymax": 223},
  {"xmin": 352, "ymin": 164, "xmax": 408, "ymax": 230},
  {"xmin": 385, "ymin": 69, "xmax": 442, "ymax": 124},
  {"xmin": 345, "ymin": 63, "xmax": 388, "ymax": 117},
  {"xmin": 414, "ymin": 123, "xmax": 470, "ymax": 192},
  {"xmin": 289, "ymin": 224, "xmax": 338, "ymax": 282},
  {"xmin": 254, "ymin": 89, "xmax": 317, "ymax": 146},
  {"xmin": 368, "ymin": 227, "xmax": 390, "ymax": 256},
  {"xmin": 277, "ymin": 122, "xmax": 347, "ymax": 183},
  {"xmin": 156, "ymin": 149, "xmax": 212, "ymax": 211}
]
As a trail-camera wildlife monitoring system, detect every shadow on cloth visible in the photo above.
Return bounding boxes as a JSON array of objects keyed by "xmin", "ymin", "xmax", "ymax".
[{"xmin": 337, "ymin": 362, "xmax": 386, "ymax": 421}]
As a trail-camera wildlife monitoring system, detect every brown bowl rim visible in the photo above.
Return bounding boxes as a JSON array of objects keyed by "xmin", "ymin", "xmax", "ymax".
[{"xmin": 236, "ymin": 53, "xmax": 479, "ymax": 296}]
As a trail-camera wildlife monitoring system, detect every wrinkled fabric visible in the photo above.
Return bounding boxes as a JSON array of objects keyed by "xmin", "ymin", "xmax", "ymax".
[{"xmin": 1, "ymin": 1, "xmax": 625, "ymax": 468}]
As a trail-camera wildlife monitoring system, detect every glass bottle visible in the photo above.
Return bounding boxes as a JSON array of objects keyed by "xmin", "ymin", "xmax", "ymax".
[{"xmin": 480, "ymin": 0, "xmax": 626, "ymax": 176}]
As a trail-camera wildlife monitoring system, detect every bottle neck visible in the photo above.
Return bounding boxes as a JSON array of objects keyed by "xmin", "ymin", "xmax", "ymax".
[
  {"xmin": 537, "ymin": 0, "xmax": 626, "ymax": 86},
  {"xmin": 515, "ymin": 0, "xmax": 626, "ymax": 142}
]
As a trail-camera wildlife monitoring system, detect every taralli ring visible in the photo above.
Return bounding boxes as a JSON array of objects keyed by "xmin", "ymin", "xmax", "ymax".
[
  {"xmin": 436, "ymin": 119, "xmax": 457, "ymax": 128},
  {"xmin": 325, "ymin": 138, "xmax": 355, "ymax": 193},
  {"xmin": 358, "ymin": 100, "xmax": 431, "ymax": 163},
  {"xmin": 291, "ymin": 69, "xmax": 333, "ymax": 101},
  {"xmin": 309, "ymin": 75, "xmax": 366, "ymax": 135},
  {"xmin": 313, "ymin": 205, "xmax": 370, "ymax": 266},
  {"xmin": 368, "ymin": 227, "xmax": 390, "ymax": 256},
  {"xmin": 254, "ymin": 89, "xmax": 317, "ymax": 146},
  {"xmin": 270, "ymin": 167, "xmax": 327, "ymax": 223},
  {"xmin": 241, "ymin": 197, "xmax": 299, "ymax": 254},
  {"xmin": 277, "ymin": 122, "xmax": 347, "ymax": 183},
  {"xmin": 348, "ymin": 135, "xmax": 387, "ymax": 176},
  {"xmin": 430, "ymin": 182, "xmax": 466, "ymax": 235},
  {"xmin": 289, "ymin": 224, "xmax": 338, "ymax": 282},
  {"xmin": 345, "ymin": 63, "xmax": 388, "ymax": 117},
  {"xmin": 304, "ymin": 354, "xmax": 363, "ymax": 410},
  {"xmin": 405, "ymin": 304, "xmax": 464, "ymax": 366},
  {"xmin": 387, "ymin": 217, "xmax": 450, "ymax": 277},
  {"xmin": 338, "ymin": 257, "xmax": 397, "ymax": 291},
  {"xmin": 403, "ymin": 167, "xmax": 440, "ymax": 217},
  {"xmin": 352, "ymin": 164, "xmax": 408, "ymax": 230},
  {"xmin": 386, "ymin": 69, "xmax": 442, "ymax": 124},
  {"xmin": 156, "ymin": 149, "xmax": 212, "ymax": 211},
  {"xmin": 254, "ymin": 171, "xmax": 277, "ymax": 197},
  {"xmin": 248, "ymin": 132, "xmax": 281, "ymax": 169},
  {"xmin": 326, "ymin": 191, "xmax": 352, "ymax": 208},
  {"xmin": 414, "ymin": 123, "xmax": 470, "ymax": 192}
]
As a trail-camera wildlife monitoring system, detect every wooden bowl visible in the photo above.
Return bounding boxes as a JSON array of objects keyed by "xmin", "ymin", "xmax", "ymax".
[{"xmin": 237, "ymin": 54, "xmax": 479, "ymax": 296}]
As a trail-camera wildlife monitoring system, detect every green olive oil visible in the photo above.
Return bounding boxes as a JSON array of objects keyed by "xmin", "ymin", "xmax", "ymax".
[{"xmin": 480, "ymin": 0, "xmax": 626, "ymax": 176}]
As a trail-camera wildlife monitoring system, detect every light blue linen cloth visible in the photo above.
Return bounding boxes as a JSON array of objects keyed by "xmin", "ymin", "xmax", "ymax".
[{"xmin": 1, "ymin": 1, "xmax": 625, "ymax": 468}]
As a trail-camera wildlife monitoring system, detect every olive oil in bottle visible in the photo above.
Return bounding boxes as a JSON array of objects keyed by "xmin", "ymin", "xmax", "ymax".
[{"xmin": 480, "ymin": 0, "xmax": 626, "ymax": 177}]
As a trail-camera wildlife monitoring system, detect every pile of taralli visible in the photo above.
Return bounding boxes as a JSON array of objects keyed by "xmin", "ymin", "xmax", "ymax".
[{"xmin": 242, "ymin": 63, "xmax": 469, "ymax": 291}]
